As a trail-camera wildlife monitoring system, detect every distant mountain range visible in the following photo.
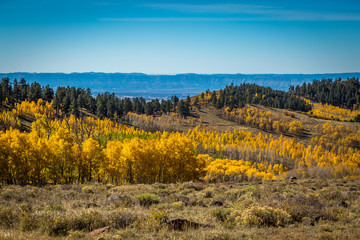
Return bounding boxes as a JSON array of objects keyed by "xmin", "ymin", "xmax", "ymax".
[{"xmin": 1, "ymin": 72, "xmax": 359, "ymax": 100}]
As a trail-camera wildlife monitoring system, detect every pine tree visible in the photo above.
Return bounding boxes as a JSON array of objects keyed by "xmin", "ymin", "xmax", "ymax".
[
  {"xmin": 210, "ymin": 91, "xmax": 217, "ymax": 106},
  {"xmin": 96, "ymin": 95, "xmax": 106, "ymax": 118},
  {"xmin": 13, "ymin": 79, "xmax": 21, "ymax": 102},
  {"xmin": 145, "ymin": 102, "xmax": 154, "ymax": 115},
  {"xmin": 123, "ymin": 98, "xmax": 133, "ymax": 114},
  {"xmin": 19, "ymin": 78, "xmax": 28, "ymax": 101},
  {"xmin": 42, "ymin": 85, "xmax": 54, "ymax": 102},
  {"xmin": 27, "ymin": 81, "xmax": 42, "ymax": 102},
  {"xmin": 177, "ymin": 100, "xmax": 190, "ymax": 117},
  {"xmin": 171, "ymin": 95, "xmax": 179, "ymax": 106},
  {"xmin": 0, "ymin": 77, "xmax": 12, "ymax": 102}
]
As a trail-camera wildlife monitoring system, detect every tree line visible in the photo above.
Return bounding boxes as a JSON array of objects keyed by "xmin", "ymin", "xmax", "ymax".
[
  {"xmin": 204, "ymin": 83, "xmax": 312, "ymax": 112},
  {"xmin": 1, "ymin": 78, "xmax": 314, "ymax": 121},
  {"xmin": 290, "ymin": 77, "xmax": 360, "ymax": 109},
  {"xmin": 0, "ymin": 78, "xmax": 54, "ymax": 104},
  {"xmin": 0, "ymin": 77, "xmax": 192, "ymax": 118}
]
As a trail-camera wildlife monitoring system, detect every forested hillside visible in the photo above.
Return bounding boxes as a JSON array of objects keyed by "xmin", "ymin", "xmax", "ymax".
[
  {"xmin": 0, "ymin": 77, "xmax": 312, "ymax": 122},
  {"xmin": 204, "ymin": 83, "xmax": 311, "ymax": 112},
  {"xmin": 291, "ymin": 77, "xmax": 360, "ymax": 109},
  {"xmin": 0, "ymin": 78, "xmax": 189, "ymax": 119},
  {"xmin": 1, "ymin": 76, "xmax": 360, "ymax": 186}
]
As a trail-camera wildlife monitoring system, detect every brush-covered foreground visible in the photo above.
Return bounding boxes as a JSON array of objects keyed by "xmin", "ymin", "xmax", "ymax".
[{"xmin": 0, "ymin": 179, "xmax": 359, "ymax": 240}]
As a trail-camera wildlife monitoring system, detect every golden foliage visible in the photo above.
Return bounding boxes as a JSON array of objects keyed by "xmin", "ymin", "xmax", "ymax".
[
  {"xmin": 220, "ymin": 107, "xmax": 304, "ymax": 135},
  {"xmin": 1, "ymin": 99, "xmax": 360, "ymax": 184},
  {"xmin": 13, "ymin": 99, "xmax": 59, "ymax": 120},
  {"xmin": 0, "ymin": 111, "xmax": 21, "ymax": 131},
  {"xmin": 304, "ymin": 99, "xmax": 360, "ymax": 121},
  {"xmin": 204, "ymin": 158, "xmax": 281, "ymax": 182}
]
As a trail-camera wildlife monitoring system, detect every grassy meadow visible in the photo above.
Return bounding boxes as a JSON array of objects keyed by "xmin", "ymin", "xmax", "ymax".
[{"xmin": 1, "ymin": 179, "xmax": 359, "ymax": 240}]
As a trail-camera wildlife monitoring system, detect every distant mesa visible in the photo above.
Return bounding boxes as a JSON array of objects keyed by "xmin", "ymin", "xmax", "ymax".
[{"xmin": 1, "ymin": 72, "xmax": 359, "ymax": 100}]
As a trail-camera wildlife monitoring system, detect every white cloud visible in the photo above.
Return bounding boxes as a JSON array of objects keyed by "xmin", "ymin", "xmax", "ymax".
[
  {"xmin": 99, "ymin": 17, "xmax": 260, "ymax": 22},
  {"xmin": 136, "ymin": 3, "xmax": 360, "ymax": 21},
  {"xmin": 142, "ymin": 3, "xmax": 278, "ymax": 14}
]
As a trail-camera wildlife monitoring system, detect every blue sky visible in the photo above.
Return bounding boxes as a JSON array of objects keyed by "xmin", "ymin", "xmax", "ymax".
[{"xmin": 1, "ymin": 0, "xmax": 360, "ymax": 74}]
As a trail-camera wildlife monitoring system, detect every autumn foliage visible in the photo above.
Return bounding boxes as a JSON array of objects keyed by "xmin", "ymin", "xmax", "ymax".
[
  {"xmin": 303, "ymin": 99, "xmax": 360, "ymax": 121},
  {"xmin": 220, "ymin": 106, "xmax": 304, "ymax": 135},
  {"xmin": 1, "ymin": 99, "xmax": 360, "ymax": 185}
]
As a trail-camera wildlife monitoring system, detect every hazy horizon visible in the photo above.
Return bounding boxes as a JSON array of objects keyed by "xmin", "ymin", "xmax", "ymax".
[
  {"xmin": 1, "ymin": 0, "xmax": 360, "ymax": 74},
  {"xmin": 2, "ymin": 72, "xmax": 360, "ymax": 100},
  {"xmin": 1, "ymin": 71, "xmax": 360, "ymax": 75}
]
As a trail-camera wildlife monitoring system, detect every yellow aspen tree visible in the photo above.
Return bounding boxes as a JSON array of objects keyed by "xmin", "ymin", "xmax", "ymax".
[{"xmin": 81, "ymin": 138, "xmax": 104, "ymax": 182}]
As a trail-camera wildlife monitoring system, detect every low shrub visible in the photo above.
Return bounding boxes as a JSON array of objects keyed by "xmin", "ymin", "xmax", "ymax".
[
  {"xmin": 205, "ymin": 191, "xmax": 213, "ymax": 198},
  {"xmin": 318, "ymin": 189, "xmax": 344, "ymax": 202},
  {"xmin": 19, "ymin": 203, "xmax": 32, "ymax": 213},
  {"xmin": 282, "ymin": 195, "xmax": 324, "ymax": 222},
  {"xmin": 108, "ymin": 210, "xmax": 140, "ymax": 229},
  {"xmin": 136, "ymin": 194, "xmax": 160, "ymax": 207},
  {"xmin": 47, "ymin": 204, "xmax": 66, "ymax": 212},
  {"xmin": 322, "ymin": 207, "xmax": 343, "ymax": 221},
  {"xmin": 70, "ymin": 211, "xmax": 107, "ymax": 232},
  {"xmin": 21, "ymin": 213, "xmax": 41, "ymax": 232},
  {"xmin": 0, "ymin": 207, "xmax": 19, "ymax": 229},
  {"xmin": 21, "ymin": 210, "xmax": 108, "ymax": 236},
  {"xmin": 225, "ymin": 190, "xmax": 242, "ymax": 202},
  {"xmin": 187, "ymin": 183, "xmax": 205, "ymax": 191},
  {"xmin": 228, "ymin": 210, "xmax": 243, "ymax": 224},
  {"xmin": 46, "ymin": 217, "xmax": 69, "ymax": 236},
  {"xmin": 242, "ymin": 206, "xmax": 291, "ymax": 227},
  {"xmin": 82, "ymin": 186, "xmax": 95, "ymax": 194},
  {"xmin": 211, "ymin": 208, "xmax": 232, "ymax": 222}
]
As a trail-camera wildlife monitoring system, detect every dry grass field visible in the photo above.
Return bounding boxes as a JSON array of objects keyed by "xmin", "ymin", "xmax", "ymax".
[{"xmin": 1, "ymin": 179, "xmax": 359, "ymax": 240}]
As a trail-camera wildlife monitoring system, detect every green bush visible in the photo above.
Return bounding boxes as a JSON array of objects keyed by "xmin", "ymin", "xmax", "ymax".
[
  {"xmin": 242, "ymin": 206, "xmax": 291, "ymax": 227},
  {"xmin": 205, "ymin": 191, "xmax": 213, "ymax": 198},
  {"xmin": 211, "ymin": 208, "xmax": 232, "ymax": 222},
  {"xmin": 136, "ymin": 194, "xmax": 160, "ymax": 207},
  {"xmin": 225, "ymin": 190, "xmax": 242, "ymax": 202},
  {"xmin": 82, "ymin": 186, "xmax": 95, "ymax": 194},
  {"xmin": 47, "ymin": 204, "xmax": 66, "ymax": 212}
]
